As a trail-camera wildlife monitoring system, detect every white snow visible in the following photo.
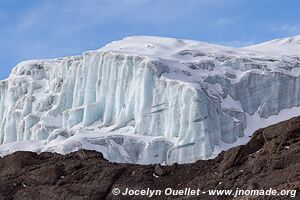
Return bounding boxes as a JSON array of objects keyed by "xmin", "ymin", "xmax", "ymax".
[
  {"xmin": 1, "ymin": 35, "xmax": 300, "ymax": 164},
  {"xmin": 246, "ymin": 35, "xmax": 300, "ymax": 57}
]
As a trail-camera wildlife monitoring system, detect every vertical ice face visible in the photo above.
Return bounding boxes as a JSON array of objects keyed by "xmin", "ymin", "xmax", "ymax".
[
  {"xmin": 0, "ymin": 80, "xmax": 8, "ymax": 143},
  {"xmin": 0, "ymin": 51, "xmax": 242, "ymax": 163},
  {"xmin": 1, "ymin": 35, "xmax": 300, "ymax": 164},
  {"xmin": 56, "ymin": 51, "xmax": 243, "ymax": 164},
  {"xmin": 231, "ymin": 72, "xmax": 300, "ymax": 118}
]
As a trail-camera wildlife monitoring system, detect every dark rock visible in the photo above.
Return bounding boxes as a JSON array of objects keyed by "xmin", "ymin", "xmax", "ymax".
[
  {"xmin": 154, "ymin": 164, "xmax": 165, "ymax": 176},
  {"xmin": 0, "ymin": 116, "xmax": 299, "ymax": 199}
]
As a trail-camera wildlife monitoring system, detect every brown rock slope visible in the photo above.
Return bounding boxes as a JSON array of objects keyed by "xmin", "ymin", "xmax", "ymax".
[{"xmin": 0, "ymin": 116, "xmax": 299, "ymax": 200}]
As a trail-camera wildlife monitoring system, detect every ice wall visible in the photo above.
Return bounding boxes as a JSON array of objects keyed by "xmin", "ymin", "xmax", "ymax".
[
  {"xmin": 1, "ymin": 36, "xmax": 300, "ymax": 164},
  {"xmin": 232, "ymin": 72, "xmax": 300, "ymax": 118},
  {"xmin": 0, "ymin": 51, "xmax": 244, "ymax": 163}
]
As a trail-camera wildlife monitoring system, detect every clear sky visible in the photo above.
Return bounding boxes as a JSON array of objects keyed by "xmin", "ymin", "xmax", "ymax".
[{"xmin": 1, "ymin": 0, "xmax": 300, "ymax": 79}]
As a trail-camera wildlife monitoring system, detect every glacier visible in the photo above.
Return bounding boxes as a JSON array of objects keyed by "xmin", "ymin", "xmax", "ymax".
[{"xmin": 1, "ymin": 35, "xmax": 300, "ymax": 164}]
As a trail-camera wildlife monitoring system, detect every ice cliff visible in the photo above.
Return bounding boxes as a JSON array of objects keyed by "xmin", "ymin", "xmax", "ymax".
[{"xmin": 1, "ymin": 35, "xmax": 300, "ymax": 164}]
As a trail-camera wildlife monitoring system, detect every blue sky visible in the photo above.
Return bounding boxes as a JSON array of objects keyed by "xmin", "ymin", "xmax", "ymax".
[{"xmin": 0, "ymin": 0, "xmax": 300, "ymax": 79}]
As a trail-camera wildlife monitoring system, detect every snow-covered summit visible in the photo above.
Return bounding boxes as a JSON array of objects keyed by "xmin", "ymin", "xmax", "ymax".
[
  {"xmin": 1, "ymin": 35, "xmax": 300, "ymax": 164},
  {"xmin": 101, "ymin": 36, "xmax": 238, "ymax": 57},
  {"xmin": 246, "ymin": 35, "xmax": 300, "ymax": 56},
  {"xmin": 103, "ymin": 35, "xmax": 300, "ymax": 58}
]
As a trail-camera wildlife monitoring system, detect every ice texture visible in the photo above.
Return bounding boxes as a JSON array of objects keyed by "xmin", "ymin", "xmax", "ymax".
[{"xmin": 1, "ymin": 35, "xmax": 300, "ymax": 164}]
